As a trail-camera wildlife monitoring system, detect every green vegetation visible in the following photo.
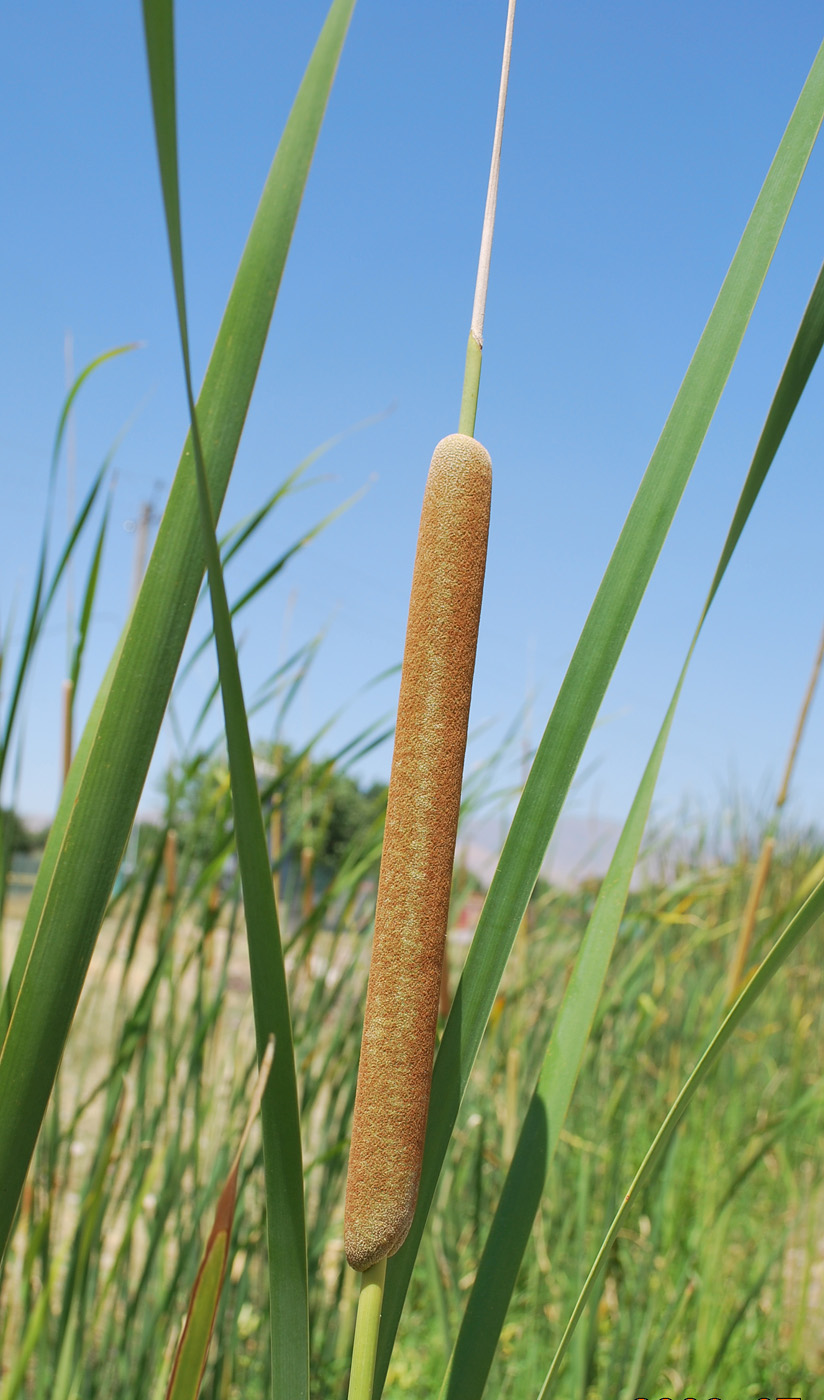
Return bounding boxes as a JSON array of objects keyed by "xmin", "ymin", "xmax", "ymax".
[
  {"xmin": 0, "ymin": 812, "xmax": 48, "ymax": 857},
  {"xmin": 1, "ymin": 812, "xmax": 822, "ymax": 1397},
  {"xmin": 2, "ymin": 4, "xmax": 824, "ymax": 1399}
]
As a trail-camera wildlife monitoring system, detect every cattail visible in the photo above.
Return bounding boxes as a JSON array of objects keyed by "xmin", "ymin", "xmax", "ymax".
[
  {"xmin": 163, "ymin": 826, "xmax": 178, "ymax": 901},
  {"xmin": 344, "ymin": 431, "xmax": 491, "ymax": 1272}
]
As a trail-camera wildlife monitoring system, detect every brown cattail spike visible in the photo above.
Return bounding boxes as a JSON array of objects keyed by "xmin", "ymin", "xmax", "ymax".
[{"xmin": 345, "ymin": 433, "xmax": 492, "ymax": 1272}]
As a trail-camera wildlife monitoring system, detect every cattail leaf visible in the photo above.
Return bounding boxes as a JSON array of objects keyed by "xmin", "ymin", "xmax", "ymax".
[
  {"xmin": 375, "ymin": 37, "xmax": 824, "ymax": 1393},
  {"xmin": 440, "ymin": 243, "xmax": 824, "ymax": 1400},
  {"xmin": 0, "ymin": 346, "xmax": 133, "ymax": 787},
  {"xmin": 141, "ymin": 0, "xmax": 345, "ymax": 1390},
  {"xmin": 0, "ymin": 0, "xmax": 355, "ymax": 1269},
  {"xmin": 0, "ymin": 1250, "xmax": 61, "ymax": 1400},
  {"xmin": 165, "ymin": 1202, "xmax": 233, "ymax": 1400},
  {"xmin": 37, "ymin": 457, "xmax": 110, "ymax": 658},
  {"xmin": 183, "ymin": 483, "xmax": 367, "ymax": 684},
  {"xmin": 50, "ymin": 1098, "xmax": 125, "ymax": 1400},
  {"xmin": 164, "ymin": 1040, "xmax": 273, "ymax": 1400},
  {"xmin": 219, "ymin": 408, "xmax": 388, "ymax": 571},
  {"xmin": 179, "ymin": 443, "xmax": 337, "ymax": 685},
  {"xmin": 69, "ymin": 475, "xmax": 116, "ymax": 693}
]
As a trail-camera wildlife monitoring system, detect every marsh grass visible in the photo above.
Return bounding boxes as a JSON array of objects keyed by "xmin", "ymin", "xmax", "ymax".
[
  {"xmin": 3, "ymin": 5, "xmax": 824, "ymax": 1399},
  {"xmin": 1, "ymin": 813, "xmax": 823, "ymax": 1398}
]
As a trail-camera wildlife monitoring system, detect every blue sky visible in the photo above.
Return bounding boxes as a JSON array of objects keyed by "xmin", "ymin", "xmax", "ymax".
[{"xmin": 2, "ymin": 2, "xmax": 824, "ymax": 844}]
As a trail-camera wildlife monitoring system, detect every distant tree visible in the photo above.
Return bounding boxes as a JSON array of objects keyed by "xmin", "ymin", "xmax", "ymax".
[
  {"xmin": 163, "ymin": 744, "xmax": 387, "ymax": 881},
  {"xmin": 162, "ymin": 751, "xmax": 234, "ymax": 871},
  {"xmin": 1, "ymin": 808, "xmax": 49, "ymax": 854},
  {"xmin": 275, "ymin": 750, "xmax": 386, "ymax": 869},
  {"xmin": 314, "ymin": 770, "xmax": 386, "ymax": 866}
]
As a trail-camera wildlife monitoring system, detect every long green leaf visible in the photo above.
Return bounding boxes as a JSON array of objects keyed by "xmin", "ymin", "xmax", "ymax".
[
  {"xmin": 374, "ymin": 37, "xmax": 824, "ymax": 1392},
  {"xmin": 164, "ymin": 1042, "xmax": 274, "ymax": 1400},
  {"xmin": 0, "ymin": 0, "xmax": 355, "ymax": 1262},
  {"xmin": 69, "ymin": 476, "xmax": 116, "ymax": 694},
  {"xmin": 141, "ymin": 1, "xmax": 336, "ymax": 1392},
  {"xmin": 441, "ymin": 250, "xmax": 824, "ymax": 1400}
]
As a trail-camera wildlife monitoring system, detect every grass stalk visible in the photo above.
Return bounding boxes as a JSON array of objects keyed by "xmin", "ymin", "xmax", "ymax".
[
  {"xmin": 347, "ymin": 1258, "xmax": 386, "ymax": 1400},
  {"xmin": 458, "ymin": 333, "xmax": 483, "ymax": 438}
]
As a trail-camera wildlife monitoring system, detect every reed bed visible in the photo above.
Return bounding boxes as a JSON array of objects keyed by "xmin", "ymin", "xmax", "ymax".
[
  {"xmin": 1, "ymin": 813, "xmax": 823, "ymax": 1397},
  {"xmin": 3, "ymin": 4, "xmax": 824, "ymax": 1399}
]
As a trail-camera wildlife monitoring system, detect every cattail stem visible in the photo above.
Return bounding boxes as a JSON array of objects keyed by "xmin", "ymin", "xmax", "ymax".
[
  {"xmin": 469, "ymin": 0, "xmax": 516, "ymax": 353},
  {"xmin": 347, "ymin": 1257, "xmax": 386, "ymax": 1400},
  {"xmin": 459, "ymin": 332, "xmax": 483, "ymax": 436},
  {"xmin": 458, "ymin": 0, "xmax": 516, "ymax": 437}
]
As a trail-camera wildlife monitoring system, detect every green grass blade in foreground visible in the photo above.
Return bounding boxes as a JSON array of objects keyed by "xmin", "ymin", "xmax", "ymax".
[
  {"xmin": 374, "ymin": 38, "xmax": 824, "ymax": 1391},
  {"xmin": 142, "ymin": 2, "xmax": 323, "ymax": 1390},
  {"xmin": 441, "ymin": 250, "xmax": 824, "ymax": 1400},
  {"xmin": 535, "ymin": 871, "xmax": 824, "ymax": 1400},
  {"xmin": 0, "ymin": 0, "xmax": 355, "ymax": 1262}
]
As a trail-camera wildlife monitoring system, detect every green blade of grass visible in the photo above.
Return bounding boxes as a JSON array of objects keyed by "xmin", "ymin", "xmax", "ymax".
[
  {"xmin": 440, "ymin": 247, "xmax": 824, "ymax": 1400},
  {"xmin": 182, "ymin": 484, "xmax": 366, "ymax": 683},
  {"xmin": 218, "ymin": 408, "xmax": 389, "ymax": 571},
  {"xmin": 374, "ymin": 37, "xmax": 824, "ymax": 1392},
  {"xmin": 185, "ymin": 631, "xmax": 326, "ymax": 748},
  {"xmin": 0, "ymin": 1250, "xmax": 61, "ymax": 1400},
  {"xmin": 166, "ymin": 1231, "xmax": 229, "ymax": 1400},
  {"xmin": 51, "ymin": 1097, "xmax": 124, "ymax": 1400},
  {"xmin": 178, "ymin": 444, "xmax": 335, "ymax": 685},
  {"xmin": 535, "ymin": 870, "xmax": 824, "ymax": 1399},
  {"xmin": 141, "ymin": 2, "xmax": 345, "ymax": 1392},
  {"xmin": 69, "ymin": 475, "xmax": 116, "ymax": 694},
  {"xmin": 0, "ymin": 0, "xmax": 355, "ymax": 1264},
  {"xmin": 164, "ymin": 1042, "xmax": 274, "ymax": 1400}
]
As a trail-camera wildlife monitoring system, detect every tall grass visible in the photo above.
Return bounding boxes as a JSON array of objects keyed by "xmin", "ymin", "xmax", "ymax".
[
  {"xmin": 1, "ymin": 812, "xmax": 822, "ymax": 1396},
  {"xmin": 2, "ymin": 5, "xmax": 824, "ymax": 1399}
]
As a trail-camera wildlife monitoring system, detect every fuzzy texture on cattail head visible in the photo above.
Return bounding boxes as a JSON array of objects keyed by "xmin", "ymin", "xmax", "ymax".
[{"xmin": 345, "ymin": 433, "xmax": 492, "ymax": 1272}]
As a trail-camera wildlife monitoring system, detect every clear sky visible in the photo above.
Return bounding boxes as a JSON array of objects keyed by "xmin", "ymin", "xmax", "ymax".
[{"xmin": 2, "ymin": 2, "xmax": 824, "ymax": 847}]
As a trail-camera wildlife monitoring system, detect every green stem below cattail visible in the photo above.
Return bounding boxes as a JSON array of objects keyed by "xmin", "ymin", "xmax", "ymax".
[{"xmin": 347, "ymin": 1257, "xmax": 386, "ymax": 1400}]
